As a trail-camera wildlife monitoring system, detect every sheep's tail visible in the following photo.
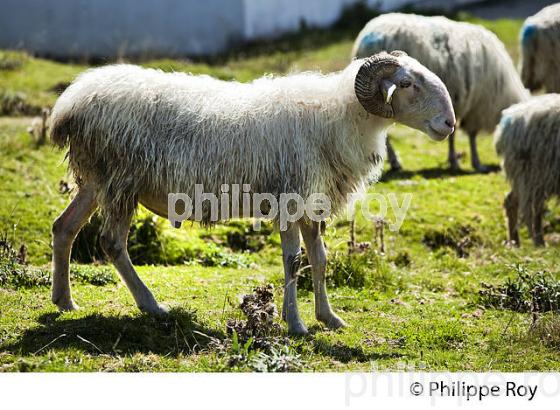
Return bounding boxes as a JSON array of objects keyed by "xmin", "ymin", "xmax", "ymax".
[{"xmin": 49, "ymin": 106, "xmax": 77, "ymax": 148}]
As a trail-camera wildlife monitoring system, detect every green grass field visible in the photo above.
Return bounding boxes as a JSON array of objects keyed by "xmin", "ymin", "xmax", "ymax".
[{"xmin": 1, "ymin": 16, "xmax": 560, "ymax": 372}]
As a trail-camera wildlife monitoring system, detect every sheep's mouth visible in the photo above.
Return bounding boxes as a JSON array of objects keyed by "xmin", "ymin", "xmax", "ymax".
[{"xmin": 427, "ymin": 125, "xmax": 451, "ymax": 141}]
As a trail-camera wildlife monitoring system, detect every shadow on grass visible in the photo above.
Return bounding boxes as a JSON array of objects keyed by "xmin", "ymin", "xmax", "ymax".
[
  {"xmin": 2, "ymin": 308, "xmax": 224, "ymax": 357},
  {"xmin": 380, "ymin": 164, "xmax": 501, "ymax": 182},
  {"xmin": 312, "ymin": 338, "xmax": 403, "ymax": 363}
]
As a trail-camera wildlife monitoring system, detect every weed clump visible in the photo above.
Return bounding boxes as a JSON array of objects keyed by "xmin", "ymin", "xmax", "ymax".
[
  {"xmin": 220, "ymin": 285, "xmax": 303, "ymax": 372},
  {"xmin": 422, "ymin": 224, "xmax": 481, "ymax": 257},
  {"xmin": 479, "ymin": 265, "xmax": 560, "ymax": 313},
  {"xmin": 226, "ymin": 285, "xmax": 282, "ymax": 346},
  {"xmin": 0, "ymin": 235, "xmax": 50, "ymax": 288},
  {"xmin": 223, "ymin": 331, "xmax": 303, "ymax": 372}
]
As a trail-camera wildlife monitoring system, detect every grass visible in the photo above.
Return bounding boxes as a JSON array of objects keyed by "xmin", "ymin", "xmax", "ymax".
[{"xmin": 2, "ymin": 15, "xmax": 560, "ymax": 372}]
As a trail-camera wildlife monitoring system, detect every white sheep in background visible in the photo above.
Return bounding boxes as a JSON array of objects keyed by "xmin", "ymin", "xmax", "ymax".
[
  {"xmin": 495, "ymin": 93, "xmax": 560, "ymax": 247},
  {"xmin": 49, "ymin": 51, "xmax": 455, "ymax": 335},
  {"xmin": 520, "ymin": 3, "xmax": 560, "ymax": 93},
  {"xmin": 352, "ymin": 13, "xmax": 528, "ymax": 172}
]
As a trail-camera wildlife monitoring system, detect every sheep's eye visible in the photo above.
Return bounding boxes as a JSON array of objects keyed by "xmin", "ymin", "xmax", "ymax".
[{"xmin": 400, "ymin": 80, "xmax": 412, "ymax": 88}]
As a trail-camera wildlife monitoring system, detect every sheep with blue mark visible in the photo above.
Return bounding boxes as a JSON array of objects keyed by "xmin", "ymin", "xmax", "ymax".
[
  {"xmin": 494, "ymin": 94, "xmax": 560, "ymax": 246},
  {"xmin": 520, "ymin": 3, "xmax": 560, "ymax": 93},
  {"xmin": 352, "ymin": 13, "xmax": 529, "ymax": 172}
]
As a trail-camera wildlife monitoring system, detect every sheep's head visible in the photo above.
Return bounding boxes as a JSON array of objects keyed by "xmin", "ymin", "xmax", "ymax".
[{"xmin": 355, "ymin": 51, "xmax": 455, "ymax": 141}]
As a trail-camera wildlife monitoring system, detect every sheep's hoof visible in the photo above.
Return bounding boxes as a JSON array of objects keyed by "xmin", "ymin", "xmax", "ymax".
[
  {"xmin": 318, "ymin": 313, "xmax": 347, "ymax": 330},
  {"xmin": 288, "ymin": 321, "xmax": 309, "ymax": 337},
  {"xmin": 140, "ymin": 303, "xmax": 169, "ymax": 316},
  {"xmin": 449, "ymin": 161, "xmax": 461, "ymax": 172},
  {"xmin": 53, "ymin": 297, "xmax": 80, "ymax": 312},
  {"xmin": 389, "ymin": 161, "xmax": 403, "ymax": 172},
  {"xmin": 532, "ymin": 239, "xmax": 545, "ymax": 247},
  {"xmin": 473, "ymin": 164, "xmax": 489, "ymax": 173}
]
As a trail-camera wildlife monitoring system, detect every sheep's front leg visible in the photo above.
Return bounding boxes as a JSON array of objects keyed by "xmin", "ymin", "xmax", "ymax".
[
  {"xmin": 504, "ymin": 190, "xmax": 520, "ymax": 246},
  {"xmin": 448, "ymin": 131, "xmax": 460, "ymax": 171},
  {"xmin": 52, "ymin": 186, "xmax": 97, "ymax": 311},
  {"xmin": 386, "ymin": 137, "xmax": 402, "ymax": 171},
  {"xmin": 100, "ymin": 214, "xmax": 167, "ymax": 315},
  {"xmin": 300, "ymin": 221, "xmax": 346, "ymax": 329},
  {"xmin": 280, "ymin": 224, "xmax": 307, "ymax": 336}
]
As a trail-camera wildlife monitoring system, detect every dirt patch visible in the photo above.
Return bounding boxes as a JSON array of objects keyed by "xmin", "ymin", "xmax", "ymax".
[
  {"xmin": 0, "ymin": 91, "xmax": 41, "ymax": 116},
  {"xmin": 49, "ymin": 81, "xmax": 71, "ymax": 95},
  {"xmin": 422, "ymin": 224, "xmax": 481, "ymax": 257}
]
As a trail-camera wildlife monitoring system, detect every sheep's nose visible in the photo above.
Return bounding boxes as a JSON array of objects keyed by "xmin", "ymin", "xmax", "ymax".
[
  {"xmin": 430, "ymin": 116, "xmax": 455, "ymax": 138},
  {"xmin": 428, "ymin": 115, "xmax": 455, "ymax": 141}
]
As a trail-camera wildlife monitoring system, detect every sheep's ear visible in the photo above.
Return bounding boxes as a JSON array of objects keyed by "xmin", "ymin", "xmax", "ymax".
[{"xmin": 381, "ymin": 80, "xmax": 397, "ymax": 104}]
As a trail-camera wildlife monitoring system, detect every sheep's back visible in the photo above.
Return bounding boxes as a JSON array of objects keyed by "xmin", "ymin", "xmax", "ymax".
[
  {"xmin": 521, "ymin": 4, "xmax": 560, "ymax": 93},
  {"xmin": 495, "ymin": 94, "xmax": 560, "ymax": 199}
]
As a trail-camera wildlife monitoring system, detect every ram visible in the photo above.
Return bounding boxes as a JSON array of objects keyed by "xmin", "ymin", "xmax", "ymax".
[
  {"xmin": 495, "ymin": 94, "xmax": 560, "ymax": 247},
  {"xmin": 520, "ymin": 3, "xmax": 560, "ymax": 93},
  {"xmin": 49, "ymin": 52, "xmax": 454, "ymax": 335},
  {"xmin": 353, "ymin": 13, "xmax": 528, "ymax": 172}
]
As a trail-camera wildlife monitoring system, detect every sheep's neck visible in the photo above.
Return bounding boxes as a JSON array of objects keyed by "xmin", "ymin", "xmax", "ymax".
[{"xmin": 319, "ymin": 109, "xmax": 391, "ymax": 212}]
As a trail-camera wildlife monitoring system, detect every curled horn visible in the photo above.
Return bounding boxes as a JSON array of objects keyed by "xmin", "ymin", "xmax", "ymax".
[
  {"xmin": 390, "ymin": 50, "xmax": 408, "ymax": 57},
  {"xmin": 354, "ymin": 53, "xmax": 401, "ymax": 117}
]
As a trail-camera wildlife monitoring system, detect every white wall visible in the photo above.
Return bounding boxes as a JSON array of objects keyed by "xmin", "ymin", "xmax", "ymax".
[
  {"xmin": 243, "ymin": 0, "xmax": 355, "ymax": 38},
  {"xmin": 242, "ymin": 0, "xmax": 437, "ymax": 39}
]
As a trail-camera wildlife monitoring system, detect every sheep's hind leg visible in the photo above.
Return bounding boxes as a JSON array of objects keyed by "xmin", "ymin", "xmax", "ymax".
[
  {"xmin": 386, "ymin": 137, "xmax": 402, "ymax": 171},
  {"xmin": 504, "ymin": 190, "xmax": 520, "ymax": 246},
  {"xmin": 280, "ymin": 224, "xmax": 308, "ymax": 336},
  {"xmin": 531, "ymin": 200, "xmax": 545, "ymax": 247},
  {"xmin": 100, "ymin": 212, "xmax": 167, "ymax": 315},
  {"xmin": 52, "ymin": 186, "xmax": 97, "ymax": 311},
  {"xmin": 469, "ymin": 132, "xmax": 488, "ymax": 173},
  {"xmin": 300, "ymin": 221, "xmax": 346, "ymax": 330}
]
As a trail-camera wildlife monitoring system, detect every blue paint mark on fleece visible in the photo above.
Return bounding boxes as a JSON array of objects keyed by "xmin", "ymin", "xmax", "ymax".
[
  {"xmin": 500, "ymin": 114, "xmax": 512, "ymax": 129},
  {"xmin": 521, "ymin": 24, "xmax": 537, "ymax": 45},
  {"xmin": 358, "ymin": 32, "xmax": 385, "ymax": 55}
]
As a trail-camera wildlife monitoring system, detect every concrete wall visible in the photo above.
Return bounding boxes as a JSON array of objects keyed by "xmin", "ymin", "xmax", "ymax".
[
  {"xmin": 0, "ymin": 0, "xmax": 482, "ymax": 59},
  {"xmin": 242, "ymin": 0, "xmax": 433, "ymax": 39},
  {"xmin": 0, "ymin": 0, "xmax": 245, "ymax": 58}
]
